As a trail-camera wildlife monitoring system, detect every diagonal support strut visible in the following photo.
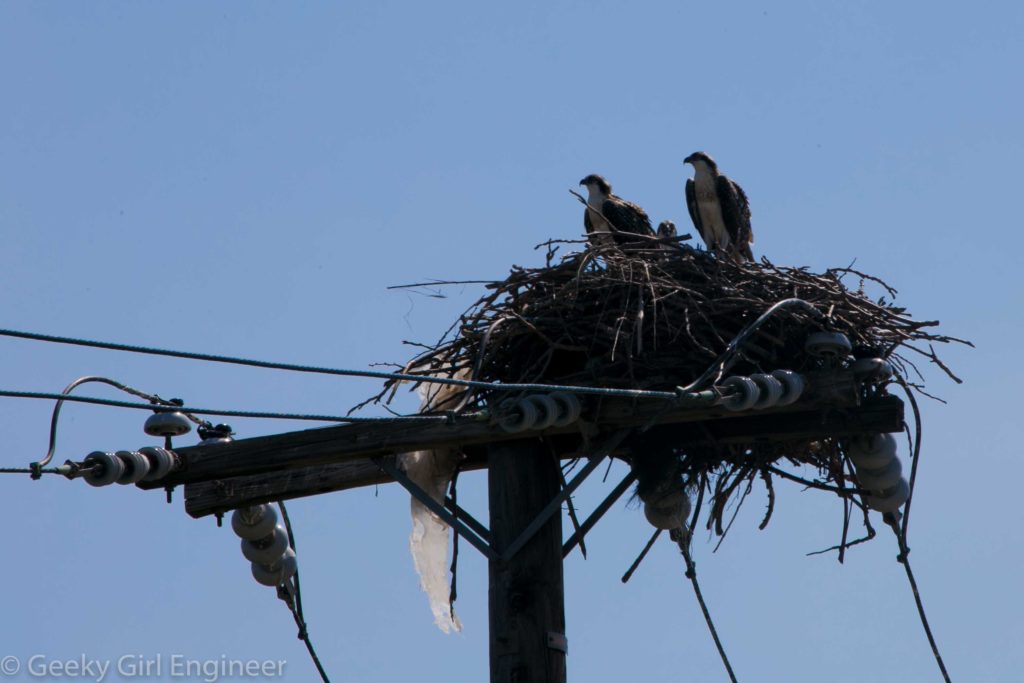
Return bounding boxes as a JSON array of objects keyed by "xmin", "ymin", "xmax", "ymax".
[
  {"xmin": 499, "ymin": 429, "xmax": 632, "ymax": 562},
  {"xmin": 375, "ymin": 455, "xmax": 499, "ymax": 561},
  {"xmin": 562, "ymin": 469, "xmax": 637, "ymax": 559}
]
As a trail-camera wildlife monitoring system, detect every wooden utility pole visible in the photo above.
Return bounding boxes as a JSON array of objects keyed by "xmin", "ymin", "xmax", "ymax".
[
  {"xmin": 488, "ymin": 439, "xmax": 566, "ymax": 683},
  {"xmin": 127, "ymin": 372, "xmax": 905, "ymax": 683},
  {"xmin": 141, "ymin": 373, "xmax": 901, "ymax": 520}
]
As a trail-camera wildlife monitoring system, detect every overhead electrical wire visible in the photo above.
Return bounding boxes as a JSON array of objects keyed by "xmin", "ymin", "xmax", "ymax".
[
  {"xmin": 0, "ymin": 302, "xmax": 807, "ymax": 478},
  {"xmin": 0, "ymin": 299, "xmax": 814, "ymax": 480},
  {"xmin": 34, "ymin": 375, "xmax": 212, "ymax": 471},
  {"xmin": 0, "ymin": 299, "xmax": 816, "ymax": 401},
  {"xmin": 0, "ymin": 326, "xmax": 688, "ymax": 399},
  {"xmin": 277, "ymin": 501, "xmax": 331, "ymax": 683},
  {"xmin": 886, "ymin": 519, "xmax": 953, "ymax": 683},
  {"xmin": 0, "ymin": 466, "xmax": 66, "ymax": 475},
  {"xmin": 0, "ymin": 305, "xmax": 952, "ymax": 683},
  {"xmin": 0, "ymin": 390, "xmax": 453, "ymax": 424},
  {"xmin": 675, "ymin": 531, "xmax": 739, "ymax": 683}
]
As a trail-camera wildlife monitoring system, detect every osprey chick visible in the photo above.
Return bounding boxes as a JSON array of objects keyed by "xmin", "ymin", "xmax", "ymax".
[
  {"xmin": 580, "ymin": 174, "xmax": 653, "ymax": 248},
  {"xmin": 656, "ymin": 219, "xmax": 682, "ymax": 258},
  {"xmin": 683, "ymin": 152, "xmax": 754, "ymax": 261},
  {"xmin": 657, "ymin": 220, "xmax": 677, "ymax": 239}
]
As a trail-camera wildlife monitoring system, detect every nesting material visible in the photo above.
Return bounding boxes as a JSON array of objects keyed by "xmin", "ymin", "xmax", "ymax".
[
  {"xmin": 389, "ymin": 240, "xmax": 960, "ymax": 400},
  {"xmin": 377, "ymin": 238, "xmax": 966, "ymax": 554}
]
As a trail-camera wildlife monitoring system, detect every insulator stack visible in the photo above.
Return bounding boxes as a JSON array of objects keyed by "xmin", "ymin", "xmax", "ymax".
[
  {"xmin": 81, "ymin": 447, "xmax": 177, "ymax": 487},
  {"xmin": 497, "ymin": 392, "xmax": 582, "ymax": 432},
  {"xmin": 847, "ymin": 433, "xmax": 910, "ymax": 513},
  {"xmin": 851, "ymin": 357, "xmax": 894, "ymax": 383},
  {"xmin": 231, "ymin": 504, "xmax": 297, "ymax": 588},
  {"xmin": 641, "ymin": 488, "xmax": 691, "ymax": 531},
  {"xmin": 720, "ymin": 369, "xmax": 805, "ymax": 412}
]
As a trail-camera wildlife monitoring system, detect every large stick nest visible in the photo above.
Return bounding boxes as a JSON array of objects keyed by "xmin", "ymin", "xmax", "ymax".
[
  {"xmin": 368, "ymin": 237, "xmax": 969, "ymax": 552},
  {"xmin": 384, "ymin": 238, "xmax": 963, "ymax": 400}
]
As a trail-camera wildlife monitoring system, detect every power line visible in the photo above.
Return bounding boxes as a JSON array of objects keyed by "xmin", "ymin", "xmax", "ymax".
[
  {"xmin": 0, "ymin": 326, "xmax": 685, "ymax": 399},
  {"xmin": 0, "ymin": 466, "xmax": 66, "ymax": 475},
  {"xmin": 0, "ymin": 390, "xmax": 452, "ymax": 424},
  {"xmin": 0, "ymin": 300, "xmax": 817, "ymax": 400},
  {"xmin": 35, "ymin": 375, "xmax": 212, "ymax": 471},
  {"xmin": 675, "ymin": 531, "xmax": 739, "ymax": 683},
  {"xmin": 277, "ymin": 501, "xmax": 331, "ymax": 683},
  {"xmin": 887, "ymin": 520, "xmax": 953, "ymax": 683}
]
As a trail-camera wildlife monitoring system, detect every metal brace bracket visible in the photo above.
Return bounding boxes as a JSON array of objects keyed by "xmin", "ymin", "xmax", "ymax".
[
  {"xmin": 378, "ymin": 428, "xmax": 634, "ymax": 565},
  {"xmin": 546, "ymin": 631, "xmax": 569, "ymax": 654},
  {"xmin": 375, "ymin": 455, "xmax": 499, "ymax": 561},
  {"xmin": 562, "ymin": 469, "xmax": 637, "ymax": 558},
  {"xmin": 499, "ymin": 429, "xmax": 632, "ymax": 562}
]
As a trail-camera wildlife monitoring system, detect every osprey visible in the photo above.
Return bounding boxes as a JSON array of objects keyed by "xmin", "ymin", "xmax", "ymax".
[
  {"xmin": 580, "ymin": 174, "xmax": 654, "ymax": 248},
  {"xmin": 657, "ymin": 220, "xmax": 677, "ymax": 239},
  {"xmin": 683, "ymin": 152, "xmax": 754, "ymax": 261},
  {"xmin": 656, "ymin": 220, "xmax": 681, "ymax": 258}
]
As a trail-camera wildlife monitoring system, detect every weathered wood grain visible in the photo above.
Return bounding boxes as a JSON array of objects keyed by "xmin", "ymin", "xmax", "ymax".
[
  {"xmin": 488, "ymin": 439, "xmax": 566, "ymax": 683},
  {"xmin": 144, "ymin": 370, "xmax": 858, "ymax": 493},
  {"xmin": 179, "ymin": 395, "xmax": 902, "ymax": 518}
]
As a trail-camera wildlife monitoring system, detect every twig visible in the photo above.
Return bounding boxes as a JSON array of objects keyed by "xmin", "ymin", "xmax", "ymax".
[
  {"xmin": 758, "ymin": 468, "xmax": 775, "ymax": 530},
  {"xmin": 620, "ymin": 528, "xmax": 661, "ymax": 583},
  {"xmin": 387, "ymin": 279, "xmax": 495, "ymax": 290}
]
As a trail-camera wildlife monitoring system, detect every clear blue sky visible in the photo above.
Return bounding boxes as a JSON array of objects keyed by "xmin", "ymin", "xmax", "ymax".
[{"xmin": 1, "ymin": 2, "xmax": 1021, "ymax": 681}]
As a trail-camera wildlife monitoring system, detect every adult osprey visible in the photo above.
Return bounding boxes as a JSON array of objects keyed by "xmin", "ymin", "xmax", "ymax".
[
  {"xmin": 580, "ymin": 174, "xmax": 654, "ymax": 247},
  {"xmin": 683, "ymin": 152, "xmax": 754, "ymax": 261}
]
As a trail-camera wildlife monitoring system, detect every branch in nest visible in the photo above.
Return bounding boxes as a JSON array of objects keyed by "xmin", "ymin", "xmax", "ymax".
[{"xmin": 758, "ymin": 468, "xmax": 775, "ymax": 531}]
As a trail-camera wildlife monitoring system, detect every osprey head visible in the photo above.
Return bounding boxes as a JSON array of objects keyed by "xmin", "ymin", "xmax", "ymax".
[
  {"xmin": 657, "ymin": 220, "xmax": 677, "ymax": 238},
  {"xmin": 579, "ymin": 174, "xmax": 612, "ymax": 195},
  {"xmin": 684, "ymin": 151, "xmax": 717, "ymax": 171}
]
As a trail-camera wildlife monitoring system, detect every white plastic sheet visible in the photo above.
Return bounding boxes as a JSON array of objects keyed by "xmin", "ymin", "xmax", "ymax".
[{"xmin": 399, "ymin": 377, "xmax": 466, "ymax": 632}]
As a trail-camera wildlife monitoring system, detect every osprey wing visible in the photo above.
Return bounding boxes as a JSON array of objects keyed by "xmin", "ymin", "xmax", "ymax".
[
  {"xmin": 583, "ymin": 206, "xmax": 595, "ymax": 235},
  {"xmin": 604, "ymin": 196, "xmax": 653, "ymax": 244},
  {"xmin": 685, "ymin": 178, "xmax": 711, "ymax": 249},
  {"xmin": 716, "ymin": 175, "xmax": 754, "ymax": 260}
]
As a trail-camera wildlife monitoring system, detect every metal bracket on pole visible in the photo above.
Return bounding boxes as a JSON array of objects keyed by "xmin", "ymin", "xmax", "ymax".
[
  {"xmin": 499, "ymin": 429, "xmax": 632, "ymax": 562},
  {"xmin": 562, "ymin": 469, "xmax": 637, "ymax": 558},
  {"xmin": 378, "ymin": 429, "xmax": 633, "ymax": 564},
  {"xmin": 546, "ymin": 632, "xmax": 569, "ymax": 654},
  {"xmin": 445, "ymin": 496, "xmax": 491, "ymax": 543},
  {"xmin": 375, "ymin": 455, "xmax": 499, "ymax": 561}
]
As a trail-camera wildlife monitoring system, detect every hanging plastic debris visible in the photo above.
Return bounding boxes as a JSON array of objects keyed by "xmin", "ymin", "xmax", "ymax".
[{"xmin": 399, "ymin": 373, "xmax": 467, "ymax": 633}]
